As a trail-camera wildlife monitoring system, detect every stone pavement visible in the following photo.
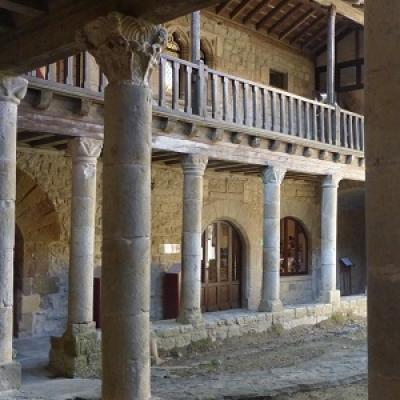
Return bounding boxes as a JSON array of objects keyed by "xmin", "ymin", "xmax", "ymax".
[{"xmin": 0, "ymin": 319, "xmax": 367, "ymax": 400}]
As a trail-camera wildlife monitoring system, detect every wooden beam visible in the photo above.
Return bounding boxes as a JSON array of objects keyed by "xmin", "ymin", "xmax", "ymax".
[
  {"xmin": 0, "ymin": 0, "xmax": 222, "ymax": 74},
  {"xmin": 216, "ymin": 0, "xmax": 233, "ymax": 14},
  {"xmin": 278, "ymin": 9, "xmax": 315, "ymax": 40},
  {"xmin": 289, "ymin": 15, "xmax": 321, "ymax": 44},
  {"xmin": 242, "ymin": 0, "xmax": 270, "ymax": 24},
  {"xmin": 230, "ymin": 0, "xmax": 253, "ymax": 19},
  {"xmin": 256, "ymin": 0, "xmax": 290, "ymax": 30},
  {"xmin": 0, "ymin": 0, "xmax": 45, "ymax": 17},
  {"xmin": 268, "ymin": 3, "xmax": 302, "ymax": 34},
  {"xmin": 310, "ymin": 0, "xmax": 363, "ymax": 25}
]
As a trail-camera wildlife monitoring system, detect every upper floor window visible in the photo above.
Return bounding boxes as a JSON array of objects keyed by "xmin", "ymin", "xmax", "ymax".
[
  {"xmin": 270, "ymin": 69, "xmax": 288, "ymax": 91},
  {"xmin": 280, "ymin": 217, "xmax": 308, "ymax": 276}
]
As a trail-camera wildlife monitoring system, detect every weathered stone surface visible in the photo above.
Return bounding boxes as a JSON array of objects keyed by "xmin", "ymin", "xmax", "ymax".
[{"xmin": 0, "ymin": 362, "xmax": 21, "ymax": 391}]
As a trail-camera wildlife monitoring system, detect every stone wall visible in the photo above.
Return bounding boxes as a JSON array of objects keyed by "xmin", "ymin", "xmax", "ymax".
[
  {"xmin": 165, "ymin": 13, "xmax": 315, "ymax": 98},
  {"xmin": 15, "ymin": 151, "xmax": 363, "ymax": 337}
]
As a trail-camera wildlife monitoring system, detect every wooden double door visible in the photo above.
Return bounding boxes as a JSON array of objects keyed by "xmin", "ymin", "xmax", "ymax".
[{"xmin": 201, "ymin": 221, "xmax": 242, "ymax": 312}]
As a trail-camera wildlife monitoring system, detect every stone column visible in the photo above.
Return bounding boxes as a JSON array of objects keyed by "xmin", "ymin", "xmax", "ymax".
[
  {"xmin": 67, "ymin": 137, "xmax": 102, "ymax": 325},
  {"xmin": 49, "ymin": 137, "xmax": 102, "ymax": 378},
  {"xmin": 177, "ymin": 154, "xmax": 208, "ymax": 325},
  {"xmin": 79, "ymin": 14, "xmax": 167, "ymax": 400},
  {"xmin": 366, "ymin": 3, "xmax": 400, "ymax": 399},
  {"xmin": 326, "ymin": 5, "xmax": 336, "ymax": 105},
  {"xmin": 259, "ymin": 165, "xmax": 286, "ymax": 312},
  {"xmin": 0, "ymin": 75, "xmax": 27, "ymax": 391},
  {"xmin": 191, "ymin": 11, "xmax": 201, "ymax": 63},
  {"xmin": 320, "ymin": 174, "xmax": 341, "ymax": 304}
]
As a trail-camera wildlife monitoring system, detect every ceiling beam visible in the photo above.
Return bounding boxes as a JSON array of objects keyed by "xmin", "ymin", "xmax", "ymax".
[
  {"xmin": 310, "ymin": 0, "xmax": 363, "ymax": 25},
  {"xmin": 289, "ymin": 14, "xmax": 321, "ymax": 44},
  {"xmin": 279, "ymin": 8, "xmax": 315, "ymax": 40},
  {"xmin": 0, "ymin": 0, "xmax": 46, "ymax": 17},
  {"xmin": 268, "ymin": 3, "xmax": 302, "ymax": 34},
  {"xmin": 216, "ymin": 0, "xmax": 233, "ymax": 14},
  {"xmin": 0, "ymin": 0, "xmax": 222, "ymax": 74},
  {"xmin": 230, "ymin": 0, "xmax": 253, "ymax": 19},
  {"xmin": 255, "ymin": 0, "xmax": 290, "ymax": 30},
  {"xmin": 242, "ymin": 0, "xmax": 270, "ymax": 24}
]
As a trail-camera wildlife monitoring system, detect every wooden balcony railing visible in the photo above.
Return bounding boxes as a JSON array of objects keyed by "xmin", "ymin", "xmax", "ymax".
[{"xmin": 28, "ymin": 52, "xmax": 364, "ymax": 152}]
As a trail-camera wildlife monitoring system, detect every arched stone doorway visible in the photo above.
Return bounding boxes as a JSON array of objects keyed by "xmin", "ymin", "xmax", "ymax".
[{"xmin": 201, "ymin": 221, "xmax": 243, "ymax": 312}]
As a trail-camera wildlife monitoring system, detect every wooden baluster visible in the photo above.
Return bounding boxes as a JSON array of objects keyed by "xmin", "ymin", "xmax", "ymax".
[
  {"xmin": 281, "ymin": 94, "xmax": 288, "ymax": 133},
  {"xmin": 272, "ymin": 91, "xmax": 279, "ymax": 132},
  {"xmin": 83, "ymin": 52, "xmax": 92, "ymax": 90},
  {"xmin": 233, "ymin": 80, "xmax": 240, "ymax": 124},
  {"xmin": 319, "ymin": 106, "xmax": 326, "ymax": 143},
  {"xmin": 100, "ymin": 73, "xmax": 108, "ymax": 93},
  {"xmin": 360, "ymin": 118, "xmax": 365, "ymax": 151},
  {"xmin": 47, "ymin": 63, "xmax": 57, "ymax": 82},
  {"xmin": 335, "ymin": 104, "xmax": 341, "ymax": 146},
  {"xmin": 253, "ymin": 86, "xmax": 259, "ymax": 128},
  {"xmin": 348, "ymin": 115, "xmax": 354, "ymax": 149},
  {"xmin": 211, "ymin": 73, "xmax": 220, "ymax": 119},
  {"xmin": 223, "ymin": 76, "xmax": 230, "ymax": 122},
  {"xmin": 65, "ymin": 57, "xmax": 74, "ymax": 85},
  {"xmin": 327, "ymin": 108, "xmax": 333, "ymax": 144},
  {"xmin": 305, "ymin": 102, "xmax": 311, "ymax": 139},
  {"xmin": 159, "ymin": 57, "xmax": 166, "ymax": 108},
  {"xmin": 243, "ymin": 82, "xmax": 250, "ymax": 126},
  {"xmin": 288, "ymin": 97, "xmax": 295, "ymax": 135},
  {"xmin": 185, "ymin": 66, "xmax": 192, "ymax": 114},
  {"xmin": 262, "ymin": 88, "xmax": 270, "ymax": 130},
  {"xmin": 354, "ymin": 116, "xmax": 361, "ymax": 150},
  {"xmin": 342, "ymin": 113, "xmax": 348, "ymax": 148},
  {"xmin": 172, "ymin": 60, "xmax": 179, "ymax": 110},
  {"xmin": 297, "ymin": 100, "xmax": 304, "ymax": 138},
  {"xmin": 312, "ymin": 104, "xmax": 318, "ymax": 141}
]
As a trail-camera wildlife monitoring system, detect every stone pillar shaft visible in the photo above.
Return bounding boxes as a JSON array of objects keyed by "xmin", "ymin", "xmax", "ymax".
[
  {"xmin": 191, "ymin": 11, "xmax": 201, "ymax": 63},
  {"xmin": 0, "ymin": 75, "xmax": 27, "ymax": 391},
  {"xmin": 259, "ymin": 165, "xmax": 285, "ymax": 312},
  {"xmin": 366, "ymin": 3, "xmax": 400, "ymax": 398},
  {"xmin": 68, "ymin": 137, "xmax": 102, "ymax": 325},
  {"xmin": 79, "ymin": 13, "xmax": 167, "ymax": 400},
  {"xmin": 178, "ymin": 154, "xmax": 207, "ymax": 325},
  {"xmin": 320, "ymin": 174, "xmax": 340, "ymax": 304}
]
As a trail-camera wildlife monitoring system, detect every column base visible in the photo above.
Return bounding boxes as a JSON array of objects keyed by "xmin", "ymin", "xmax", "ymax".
[
  {"xmin": 258, "ymin": 299, "xmax": 283, "ymax": 312},
  {"xmin": 177, "ymin": 309, "xmax": 204, "ymax": 327},
  {"xmin": 49, "ymin": 322, "xmax": 101, "ymax": 378},
  {"xmin": 0, "ymin": 361, "xmax": 21, "ymax": 391},
  {"xmin": 319, "ymin": 289, "xmax": 341, "ymax": 305}
]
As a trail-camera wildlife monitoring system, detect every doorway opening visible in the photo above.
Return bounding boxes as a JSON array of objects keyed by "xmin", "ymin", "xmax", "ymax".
[{"xmin": 201, "ymin": 221, "xmax": 243, "ymax": 312}]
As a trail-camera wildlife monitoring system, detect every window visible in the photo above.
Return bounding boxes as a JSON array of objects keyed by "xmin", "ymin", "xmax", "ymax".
[
  {"xmin": 270, "ymin": 69, "xmax": 288, "ymax": 90},
  {"xmin": 280, "ymin": 217, "xmax": 308, "ymax": 276}
]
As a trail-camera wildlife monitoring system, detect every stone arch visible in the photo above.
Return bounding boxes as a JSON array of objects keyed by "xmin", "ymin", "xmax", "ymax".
[
  {"xmin": 164, "ymin": 24, "xmax": 190, "ymax": 60},
  {"xmin": 202, "ymin": 199, "xmax": 262, "ymax": 310},
  {"xmin": 200, "ymin": 37, "xmax": 216, "ymax": 68},
  {"xmin": 13, "ymin": 168, "xmax": 62, "ymax": 336}
]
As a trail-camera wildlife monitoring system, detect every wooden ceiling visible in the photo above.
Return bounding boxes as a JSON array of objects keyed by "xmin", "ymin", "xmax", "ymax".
[
  {"xmin": 0, "ymin": 0, "xmax": 223, "ymax": 74},
  {"xmin": 212, "ymin": 0, "xmax": 363, "ymax": 54}
]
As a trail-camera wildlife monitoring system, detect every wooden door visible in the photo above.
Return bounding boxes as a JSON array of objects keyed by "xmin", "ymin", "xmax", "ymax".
[{"xmin": 201, "ymin": 221, "xmax": 242, "ymax": 312}]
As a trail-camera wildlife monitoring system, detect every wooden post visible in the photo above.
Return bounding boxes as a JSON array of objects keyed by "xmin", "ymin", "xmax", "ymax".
[
  {"xmin": 191, "ymin": 11, "xmax": 201, "ymax": 63},
  {"xmin": 327, "ymin": 5, "xmax": 336, "ymax": 105}
]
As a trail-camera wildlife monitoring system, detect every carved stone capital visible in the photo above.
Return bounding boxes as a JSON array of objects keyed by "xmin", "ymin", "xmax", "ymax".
[
  {"xmin": 181, "ymin": 154, "xmax": 208, "ymax": 176},
  {"xmin": 68, "ymin": 137, "xmax": 103, "ymax": 161},
  {"xmin": 78, "ymin": 13, "xmax": 168, "ymax": 86},
  {"xmin": 0, "ymin": 75, "xmax": 28, "ymax": 105},
  {"xmin": 262, "ymin": 165, "xmax": 286, "ymax": 185},
  {"xmin": 322, "ymin": 173, "xmax": 342, "ymax": 189}
]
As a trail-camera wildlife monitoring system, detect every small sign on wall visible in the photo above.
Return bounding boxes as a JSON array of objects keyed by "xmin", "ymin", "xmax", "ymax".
[{"xmin": 159, "ymin": 244, "xmax": 181, "ymax": 255}]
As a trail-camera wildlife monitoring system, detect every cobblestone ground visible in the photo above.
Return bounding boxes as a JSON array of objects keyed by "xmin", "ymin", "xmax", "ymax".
[{"xmin": 0, "ymin": 316, "xmax": 367, "ymax": 400}]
